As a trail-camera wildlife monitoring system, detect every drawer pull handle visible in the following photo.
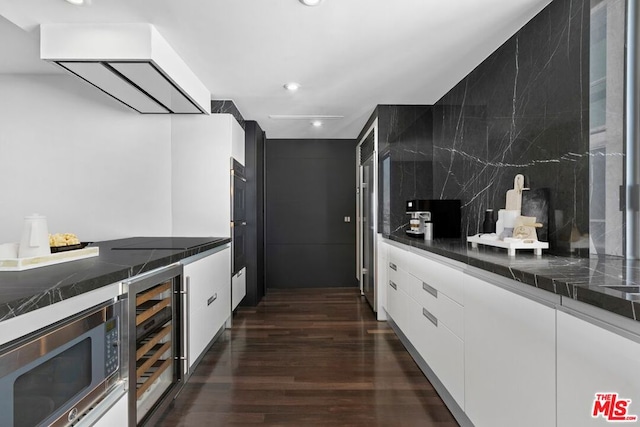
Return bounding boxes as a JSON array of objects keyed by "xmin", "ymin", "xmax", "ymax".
[
  {"xmin": 422, "ymin": 308, "xmax": 438, "ymax": 327},
  {"xmin": 207, "ymin": 293, "xmax": 217, "ymax": 306},
  {"xmin": 422, "ymin": 282, "xmax": 438, "ymax": 298},
  {"xmin": 389, "ymin": 263, "xmax": 397, "ymax": 271},
  {"xmin": 389, "ymin": 281, "xmax": 397, "ymax": 290}
]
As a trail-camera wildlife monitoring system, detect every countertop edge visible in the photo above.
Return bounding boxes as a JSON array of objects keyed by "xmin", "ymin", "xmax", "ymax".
[
  {"xmin": 384, "ymin": 233, "xmax": 640, "ymax": 325},
  {"xmin": 0, "ymin": 237, "xmax": 231, "ymax": 322}
]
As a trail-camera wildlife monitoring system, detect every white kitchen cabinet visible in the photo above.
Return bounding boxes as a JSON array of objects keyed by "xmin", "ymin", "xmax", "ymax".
[
  {"xmin": 386, "ymin": 275, "xmax": 418, "ymax": 343},
  {"xmin": 230, "ymin": 116, "xmax": 245, "ymax": 165},
  {"xmin": 375, "ymin": 235, "xmax": 388, "ymax": 320},
  {"xmin": 171, "ymin": 113, "xmax": 244, "ymax": 237},
  {"xmin": 90, "ymin": 392, "xmax": 128, "ymax": 427},
  {"xmin": 231, "ymin": 267, "xmax": 246, "ymax": 311},
  {"xmin": 183, "ymin": 245, "xmax": 231, "ymax": 371},
  {"xmin": 557, "ymin": 309, "xmax": 640, "ymax": 427},
  {"xmin": 411, "ymin": 301, "xmax": 465, "ymax": 407},
  {"xmin": 387, "ymin": 243, "xmax": 465, "ymax": 407},
  {"xmin": 464, "ymin": 272, "xmax": 556, "ymax": 427}
]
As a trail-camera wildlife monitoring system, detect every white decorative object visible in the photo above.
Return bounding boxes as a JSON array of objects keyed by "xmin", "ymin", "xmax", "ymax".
[
  {"xmin": 467, "ymin": 234, "xmax": 548, "ymax": 256},
  {"xmin": 18, "ymin": 214, "xmax": 51, "ymax": 258},
  {"xmin": 496, "ymin": 209, "xmax": 519, "ymax": 238},
  {"xmin": 0, "ymin": 246, "xmax": 99, "ymax": 271}
]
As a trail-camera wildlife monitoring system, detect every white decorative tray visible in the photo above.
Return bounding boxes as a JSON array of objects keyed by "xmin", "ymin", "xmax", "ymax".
[
  {"xmin": 467, "ymin": 234, "xmax": 548, "ymax": 256},
  {"xmin": 0, "ymin": 247, "xmax": 100, "ymax": 271}
]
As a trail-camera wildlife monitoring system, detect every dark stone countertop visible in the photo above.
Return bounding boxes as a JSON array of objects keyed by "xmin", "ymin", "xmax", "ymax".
[
  {"xmin": 387, "ymin": 233, "xmax": 640, "ymax": 323},
  {"xmin": 0, "ymin": 237, "xmax": 231, "ymax": 322}
]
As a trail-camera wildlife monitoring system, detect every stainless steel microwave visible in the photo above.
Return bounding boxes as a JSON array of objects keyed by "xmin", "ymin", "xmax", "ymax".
[{"xmin": 0, "ymin": 300, "xmax": 123, "ymax": 427}]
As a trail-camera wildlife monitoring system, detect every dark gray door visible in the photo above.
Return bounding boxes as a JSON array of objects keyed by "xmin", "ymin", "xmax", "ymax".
[{"xmin": 265, "ymin": 139, "xmax": 357, "ymax": 289}]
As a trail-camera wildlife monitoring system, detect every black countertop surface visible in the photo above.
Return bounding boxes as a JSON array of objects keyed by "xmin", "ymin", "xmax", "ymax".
[
  {"xmin": 3, "ymin": 233, "xmax": 638, "ymax": 326},
  {"xmin": 387, "ymin": 233, "xmax": 640, "ymax": 323},
  {"xmin": 0, "ymin": 237, "xmax": 231, "ymax": 321}
]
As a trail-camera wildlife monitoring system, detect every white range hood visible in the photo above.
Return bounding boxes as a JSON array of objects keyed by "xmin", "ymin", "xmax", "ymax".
[{"xmin": 40, "ymin": 23, "xmax": 211, "ymax": 114}]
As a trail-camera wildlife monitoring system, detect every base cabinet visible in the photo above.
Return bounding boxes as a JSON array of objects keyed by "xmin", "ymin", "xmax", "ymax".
[
  {"xmin": 557, "ymin": 310, "xmax": 640, "ymax": 427},
  {"xmin": 232, "ymin": 267, "xmax": 247, "ymax": 311},
  {"xmin": 464, "ymin": 273, "xmax": 556, "ymax": 427},
  {"xmin": 184, "ymin": 246, "xmax": 231, "ymax": 371},
  {"xmin": 92, "ymin": 393, "xmax": 128, "ymax": 427},
  {"xmin": 375, "ymin": 236, "xmax": 388, "ymax": 320},
  {"xmin": 386, "ymin": 243, "xmax": 465, "ymax": 408}
]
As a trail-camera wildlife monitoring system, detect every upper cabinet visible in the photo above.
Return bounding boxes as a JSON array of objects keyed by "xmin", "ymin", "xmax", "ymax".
[
  {"xmin": 171, "ymin": 114, "xmax": 245, "ymax": 237},
  {"xmin": 231, "ymin": 117, "xmax": 245, "ymax": 165}
]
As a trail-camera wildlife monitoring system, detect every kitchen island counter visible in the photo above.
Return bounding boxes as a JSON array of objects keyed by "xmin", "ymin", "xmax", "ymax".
[
  {"xmin": 0, "ymin": 236, "xmax": 230, "ymax": 321},
  {"xmin": 387, "ymin": 233, "xmax": 640, "ymax": 324}
]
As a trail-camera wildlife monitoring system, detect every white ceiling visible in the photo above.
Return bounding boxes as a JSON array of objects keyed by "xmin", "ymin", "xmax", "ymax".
[{"xmin": 0, "ymin": 0, "xmax": 551, "ymax": 139}]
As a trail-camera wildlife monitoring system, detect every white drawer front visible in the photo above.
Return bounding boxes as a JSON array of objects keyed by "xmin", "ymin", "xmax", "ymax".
[
  {"xmin": 387, "ymin": 279, "xmax": 417, "ymax": 342},
  {"xmin": 411, "ymin": 303, "xmax": 465, "ymax": 408},
  {"xmin": 232, "ymin": 268, "xmax": 247, "ymax": 310},
  {"xmin": 388, "ymin": 261, "xmax": 413, "ymax": 297},
  {"xmin": 405, "ymin": 250, "xmax": 464, "ymax": 305},
  {"xmin": 413, "ymin": 277, "xmax": 464, "ymax": 339}
]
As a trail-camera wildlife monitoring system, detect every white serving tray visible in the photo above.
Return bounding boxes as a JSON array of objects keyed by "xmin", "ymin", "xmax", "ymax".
[
  {"xmin": 467, "ymin": 234, "xmax": 548, "ymax": 256},
  {"xmin": 0, "ymin": 247, "xmax": 100, "ymax": 271}
]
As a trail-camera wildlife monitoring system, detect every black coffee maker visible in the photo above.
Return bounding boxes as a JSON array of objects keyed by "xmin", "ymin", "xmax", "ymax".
[{"xmin": 405, "ymin": 199, "xmax": 462, "ymax": 239}]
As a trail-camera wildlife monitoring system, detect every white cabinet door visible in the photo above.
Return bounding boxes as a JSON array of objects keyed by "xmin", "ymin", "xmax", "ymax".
[
  {"xmin": 375, "ymin": 237, "xmax": 388, "ymax": 320},
  {"xmin": 231, "ymin": 267, "xmax": 246, "ymax": 311},
  {"xmin": 411, "ymin": 300, "xmax": 465, "ymax": 407},
  {"xmin": 184, "ymin": 247, "xmax": 231, "ymax": 370},
  {"xmin": 171, "ymin": 114, "xmax": 233, "ymax": 237},
  {"xmin": 464, "ymin": 273, "xmax": 556, "ymax": 427},
  {"xmin": 91, "ymin": 392, "xmax": 128, "ymax": 427},
  {"xmin": 557, "ymin": 310, "xmax": 640, "ymax": 427},
  {"xmin": 231, "ymin": 117, "xmax": 245, "ymax": 165}
]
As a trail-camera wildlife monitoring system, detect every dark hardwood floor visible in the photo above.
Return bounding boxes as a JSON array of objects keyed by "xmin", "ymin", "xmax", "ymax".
[{"xmin": 157, "ymin": 288, "xmax": 458, "ymax": 426}]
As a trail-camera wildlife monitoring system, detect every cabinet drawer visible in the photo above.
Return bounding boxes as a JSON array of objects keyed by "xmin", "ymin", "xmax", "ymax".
[
  {"xmin": 188, "ymin": 278, "xmax": 230, "ymax": 369},
  {"xmin": 411, "ymin": 303, "xmax": 465, "ymax": 408},
  {"xmin": 232, "ymin": 267, "xmax": 246, "ymax": 310},
  {"xmin": 386, "ymin": 279, "xmax": 416, "ymax": 342},
  {"xmin": 184, "ymin": 248, "xmax": 231, "ymax": 314},
  {"xmin": 405, "ymin": 251, "xmax": 464, "ymax": 305},
  {"xmin": 413, "ymin": 278, "xmax": 464, "ymax": 339},
  {"xmin": 388, "ymin": 261, "xmax": 414, "ymax": 297}
]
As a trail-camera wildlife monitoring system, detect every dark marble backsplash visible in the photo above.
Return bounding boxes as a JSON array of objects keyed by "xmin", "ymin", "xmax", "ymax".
[
  {"xmin": 211, "ymin": 99, "xmax": 246, "ymax": 129},
  {"xmin": 431, "ymin": 0, "xmax": 590, "ymax": 254}
]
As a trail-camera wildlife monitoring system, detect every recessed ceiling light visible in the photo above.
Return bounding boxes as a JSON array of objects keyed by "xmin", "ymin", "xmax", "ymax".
[
  {"xmin": 299, "ymin": 0, "xmax": 322, "ymax": 6},
  {"xmin": 283, "ymin": 82, "xmax": 300, "ymax": 91},
  {"xmin": 65, "ymin": 0, "xmax": 85, "ymax": 5},
  {"xmin": 311, "ymin": 120, "xmax": 323, "ymax": 127}
]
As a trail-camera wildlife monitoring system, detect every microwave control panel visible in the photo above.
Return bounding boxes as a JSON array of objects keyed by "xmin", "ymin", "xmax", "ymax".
[{"xmin": 104, "ymin": 317, "xmax": 119, "ymax": 376}]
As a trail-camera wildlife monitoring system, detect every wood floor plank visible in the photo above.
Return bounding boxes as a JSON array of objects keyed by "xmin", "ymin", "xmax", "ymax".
[{"xmin": 157, "ymin": 288, "xmax": 458, "ymax": 426}]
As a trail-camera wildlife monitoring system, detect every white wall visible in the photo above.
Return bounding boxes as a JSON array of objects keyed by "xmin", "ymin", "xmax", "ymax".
[{"xmin": 0, "ymin": 74, "xmax": 172, "ymax": 243}]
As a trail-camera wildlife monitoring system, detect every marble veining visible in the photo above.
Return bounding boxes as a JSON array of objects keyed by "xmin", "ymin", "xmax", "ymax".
[
  {"xmin": 210, "ymin": 100, "xmax": 246, "ymax": 129},
  {"xmin": 0, "ymin": 237, "xmax": 230, "ymax": 322},
  {"xmin": 432, "ymin": 0, "xmax": 590, "ymax": 255}
]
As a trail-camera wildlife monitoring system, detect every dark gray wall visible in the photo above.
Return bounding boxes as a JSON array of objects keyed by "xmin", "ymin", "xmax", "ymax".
[
  {"xmin": 242, "ymin": 121, "xmax": 265, "ymax": 306},
  {"xmin": 265, "ymin": 139, "xmax": 358, "ymax": 288}
]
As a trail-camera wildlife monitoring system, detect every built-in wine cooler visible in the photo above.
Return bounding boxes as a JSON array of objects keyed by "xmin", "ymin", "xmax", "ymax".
[{"xmin": 124, "ymin": 264, "xmax": 184, "ymax": 426}]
